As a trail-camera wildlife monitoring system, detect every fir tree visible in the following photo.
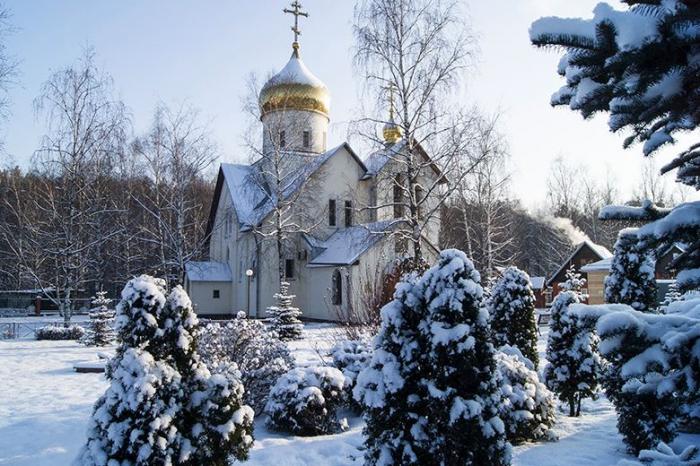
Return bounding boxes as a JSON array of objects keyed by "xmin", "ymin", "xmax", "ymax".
[
  {"xmin": 530, "ymin": 1, "xmax": 700, "ymax": 292},
  {"xmin": 605, "ymin": 228, "xmax": 657, "ymax": 312},
  {"xmin": 489, "ymin": 266, "xmax": 540, "ymax": 367},
  {"xmin": 75, "ymin": 276, "xmax": 254, "ymax": 466},
  {"xmin": 560, "ymin": 264, "xmax": 587, "ymax": 299},
  {"xmin": 75, "ymin": 275, "xmax": 182, "ymax": 465},
  {"xmin": 354, "ymin": 271, "xmax": 433, "ymax": 464},
  {"xmin": 420, "ymin": 250, "xmax": 511, "ymax": 466},
  {"xmin": 659, "ymin": 281, "xmax": 682, "ymax": 313},
  {"xmin": 543, "ymin": 291, "xmax": 601, "ymax": 417},
  {"xmin": 355, "ymin": 250, "xmax": 512, "ymax": 466},
  {"xmin": 80, "ymin": 291, "xmax": 115, "ymax": 347},
  {"xmin": 266, "ymin": 281, "xmax": 303, "ymax": 341}
]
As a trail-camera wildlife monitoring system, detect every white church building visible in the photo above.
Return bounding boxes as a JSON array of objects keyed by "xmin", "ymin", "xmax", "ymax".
[{"xmin": 184, "ymin": 12, "xmax": 443, "ymax": 320}]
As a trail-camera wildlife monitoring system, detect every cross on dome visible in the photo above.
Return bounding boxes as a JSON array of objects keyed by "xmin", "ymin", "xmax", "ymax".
[{"xmin": 283, "ymin": 1, "xmax": 309, "ymax": 54}]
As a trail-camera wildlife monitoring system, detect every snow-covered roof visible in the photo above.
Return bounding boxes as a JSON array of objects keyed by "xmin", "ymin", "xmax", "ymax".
[
  {"xmin": 218, "ymin": 143, "xmax": 366, "ymax": 232},
  {"xmin": 185, "ymin": 261, "xmax": 232, "ymax": 282},
  {"xmin": 362, "ymin": 140, "xmax": 406, "ymax": 178},
  {"xmin": 547, "ymin": 240, "xmax": 613, "ymax": 286},
  {"xmin": 530, "ymin": 276, "xmax": 546, "ymax": 289},
  {"xmin": 581, "ymin": 257, "xmax": 613, "ymax": 273},
  {"xmin": 307, "ymin": 221, "xmax": 396, "ymax": 266},
  {"xmin": 268, "ymin": 55, "xmax": 324, "ymax": 88}
]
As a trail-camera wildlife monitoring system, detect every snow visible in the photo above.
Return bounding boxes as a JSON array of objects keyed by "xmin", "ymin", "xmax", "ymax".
[
  {"xmin": 530, "ymin": 3, "xmax": 662, "ymax": 52},
  {"xmin": 184, "ymin": 261, "xmax": 232, "ymax": 282},
  {"xmin": 307, "ymin": 221, "xmax": 396, "ymax": 266},
  {"xmin": 581, "ymin": 257, "xmax": 612, "ymax": 273},
  {"xmin": 599, "ymin": 201, "xmax": 672, "ymax": 221},
  {"xmin": 530, "ymin": 277, "xmax": 546, "ymax": 290},
  {"xmin": 2, "ymin": 323, "xmax": 699, "ymax": 465},
  {"xmin": 263, "ymin": 52, "xmax": 327, "ymax": 89}
]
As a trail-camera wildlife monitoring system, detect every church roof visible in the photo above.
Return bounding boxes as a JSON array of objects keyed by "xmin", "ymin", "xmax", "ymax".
[
  {"xmin": 208, "ymin": 143, "xmax": 367, "ymax": 236},
  {"xmin": 361, "ymin": 139, "xmax": 447, "ymax": 182},
  {"xmin": 185, "ymin": 261, "xmax": 233, "ymax": 282},
  {"xmin": 307, "ymin": 220, "xmax": 397, "ymax": 266}
]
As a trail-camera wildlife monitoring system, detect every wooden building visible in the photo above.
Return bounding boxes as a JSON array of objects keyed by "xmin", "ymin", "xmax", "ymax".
[{"xmin": 546, "ymin": 240, "xmax": 613, "ymax": 305}]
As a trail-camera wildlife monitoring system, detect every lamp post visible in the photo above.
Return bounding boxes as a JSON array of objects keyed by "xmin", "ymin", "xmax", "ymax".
[{"xmin": 245, "ymin": 269, "xmax": 254, "ymax": 315}]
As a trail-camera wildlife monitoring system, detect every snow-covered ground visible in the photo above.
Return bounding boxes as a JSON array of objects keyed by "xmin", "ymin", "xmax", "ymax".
[{"xmin": 0, "ymin": 324, "xmax": 697, "ymax": 466}]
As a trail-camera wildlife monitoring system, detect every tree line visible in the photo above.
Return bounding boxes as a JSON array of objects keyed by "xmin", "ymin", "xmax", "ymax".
[{"xmin": 0, "ymin": 51, "xmax": 215, "ymax": 320}]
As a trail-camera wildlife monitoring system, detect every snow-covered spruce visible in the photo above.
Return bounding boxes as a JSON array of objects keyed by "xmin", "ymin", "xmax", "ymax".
[
  {"xmin": 604, "ymin": 229, "xmax": 657, "ymax": 313},
  {"xmin": 496, "ymin": 345, "xmax": 556, "ymax": 444},
  {"xmin": 659, "ymin": 281, "xmax": 682, "ymax": 314},
  {"xmin": 543, "ymin": 291, "xmax": 601, "ymax": 417},
  {"xmin": 330, "ymin": 339, "xmax": 372, "ymax": 411},
  {"xmin": 35, "ymin": 324, "xmax": 85, "ymax": 340},
  {"xmin": 265, "ymin": 365, "xmax": 348, "ymax": 436},
  {"xmin": 559, "ymin": 264, "xmax": 587, "ymax": 298},
  {"xmin": 489, "ymin": 266, "xmax": 540, "ymax": 367},
  {"xmin": 353, "ymin": 269, "xmax": 434, "ymax": 464},
  {"xmin": 355, "ymin": 249, "xmax": 511, "ymax": 465},
  {"xmin": 267, "ymin": 281, "xmax": 304, "ymax": 340},
  {"xmin": 80, "ymin": 291, "xmax": 115, "ymax": 347},
  {"xmin": 75, "ymin": 276, "xmax": 254, "ymax": 466},
  {"xmin": 198, "ymin": 311, "xmax": 295, "ymax": 414},
  {"xmin": 571, "ymin": 302, "xmax": 698, "ymax": 454}
]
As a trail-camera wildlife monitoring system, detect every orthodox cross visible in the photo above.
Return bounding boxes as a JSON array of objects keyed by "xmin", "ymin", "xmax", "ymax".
[
  {"xmin": 283, "ymin": 1, "xmax": 309, "ymax": 45},
  {"xmin": 383, "ymin": 83, "xmax": 398, "ymax": 120}
]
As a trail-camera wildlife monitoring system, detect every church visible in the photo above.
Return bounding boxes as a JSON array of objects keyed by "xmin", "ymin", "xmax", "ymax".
[{"xmin": 184, "ymin": 4, "xmax": 443, "ymax": 320}]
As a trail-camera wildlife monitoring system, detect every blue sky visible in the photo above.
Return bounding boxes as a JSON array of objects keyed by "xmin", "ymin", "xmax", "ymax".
[{"xmin": 0, "ymin": 0, "xmax": 691, "ymax": 206}]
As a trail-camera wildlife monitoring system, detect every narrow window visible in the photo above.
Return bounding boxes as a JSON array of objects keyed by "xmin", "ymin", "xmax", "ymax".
[
  {"xmin": 329, "ymin": 199, "xmax": 336, "ymax": 226},
  {"xmin": 279, "ymin": 130, "xmax": 286, "ymax": 148},
  {"xmin": 332, "ymin": 269, "xmax": 342, "ymax": 305},
  {"xmin": 285, "ymin": 259, "xmax": 295, "ymax": 279},
  {"xmin": 415, "ymin": 185, "xmax": 424, "ymax": 219},
  {"xmin": 303, "ymin": 130, "xmax": 310, "ymax": 148},
  {"xmin": 213, "ymin": 289, "xmax": 220, "ymax": 299},
  {"xmin": 393, "ymin": 174, "xmax": 403, "ymax": 218},
  {"xmin": 344, "ymin": 200, "xmax": 353, "ymax": 227},
  {"xmin": 369, "ymin": 186, "xmax": 378, "ymax": 222}
]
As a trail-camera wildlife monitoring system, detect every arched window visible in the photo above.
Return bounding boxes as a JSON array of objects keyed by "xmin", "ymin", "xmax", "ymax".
[{"xmin": 332, "ymin": 269, "xmax": 342, "ymax": 305}]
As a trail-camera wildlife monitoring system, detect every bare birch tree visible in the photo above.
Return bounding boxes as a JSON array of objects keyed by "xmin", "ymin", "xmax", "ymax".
[
  {"xmin": 353, "ymin": 0, "xmax": 480, "ymax": 263},
  {"xmin": 24, "ymin": 49, "xmax": 128, "ymax": 324},
  {"xmin": 134, "ymin": 103, "xmax": 216, "ymax": 284}
]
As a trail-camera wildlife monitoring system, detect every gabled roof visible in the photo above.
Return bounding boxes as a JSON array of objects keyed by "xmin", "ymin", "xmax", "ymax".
[
  {"xmin": 530, "ymin": 276, "xmax": 546, "ymax": 289},
  {"xmin": 185, "ymin": 261, "xmax": 232, "ymax": 282},
  {"xmin": 206, "ymin": 143, "xmax": 366, "ymax": 239},
  {"xmin": 546, "ymin": 240, "xmax": 613, "ymax": 286},
  {"xmin": 361, "ymin": 139, "xmax": 447, "ymax": 183},
  {"xmin": 580, "ymin": 257, "xmax": 613, "ymax": 273},
  {"xmin": 307, "ymin": 220, "xmax": 396, "ymax": 267}
]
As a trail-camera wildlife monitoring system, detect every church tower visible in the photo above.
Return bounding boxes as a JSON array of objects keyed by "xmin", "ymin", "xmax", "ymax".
[{"xmin": 259, "ymin": 1, "xmax": 329, "ymax": 155}]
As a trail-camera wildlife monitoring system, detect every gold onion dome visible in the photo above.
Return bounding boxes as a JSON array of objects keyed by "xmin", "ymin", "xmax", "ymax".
[
  {"xmin": 259, "ymin": 44, "xmax": 330, "ymax": 119},
  {"xmin": 383, "ymin": 117, "xmax": 403, "ymax": 144}
]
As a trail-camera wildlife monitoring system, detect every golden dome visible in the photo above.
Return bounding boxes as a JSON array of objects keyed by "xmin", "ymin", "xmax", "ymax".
[
  {"xmin": 383, "ymin": 120, "xmax": 403, "ymax": 144},
  {"xmin": 259, "ymin": 44, "xmax": 330, "ymax": 119}
]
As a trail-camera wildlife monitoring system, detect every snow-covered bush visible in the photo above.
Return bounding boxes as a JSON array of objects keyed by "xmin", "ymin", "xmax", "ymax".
[
  {"xmin": 198, "ymin": 312, "xmax": 295, "ymax": 414},
  {"xmin": 80, "ymin": 291, "xmax": 115, "ymax": 347},
  {"xmin": 75, "ymin": 275, "xmax": 254, "ymax": 466},
  {"xmin": 496, "ymin": 345, "xmax": 556, "ymax": 444},
  {"xmin": 605, "ymin": 229, "xmax": 657, "ymax": 312},
  {"xmin": 330, "ymin": 339, "xmax": 372, "ymax": 411},
  {"xmin": 659, "ymin": 282, "xmax": 682, "ymax": 314},
  {"xmin": 267, "ymin": 281, "xmax": 303, "ymax": 340},
  {"xmin": 560, "ymin": 264, "xmax": 587, "ymax": 298},
  {"xmin": 355, "ymin": 249, "xmax": 511, "ymax": 465},
  {"xmin": 35, "ymin": 324, "xmax": 85, "ymax": 340},
  {"xmin": 265, "ymin": 365, "xmax": 348, "ymax": 436},
  {"xmin": 543, "ymin": 291, "xmax": 601, "ymax": 417},
  {"xmin": 489, "ymin": 266, "xmax": 540, "ymax": 367},
  {"xmin": 617, "ymin": 442, "xmax": 700, "ymax": 466}
]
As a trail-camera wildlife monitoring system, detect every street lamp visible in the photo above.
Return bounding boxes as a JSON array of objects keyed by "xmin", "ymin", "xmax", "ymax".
[{"xmin": 245, "ymin": 269, "xmax": 254, "ymax": 315}]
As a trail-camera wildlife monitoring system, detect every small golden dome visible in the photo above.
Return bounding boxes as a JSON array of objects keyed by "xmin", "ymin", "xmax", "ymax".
[
  {"xmin": 259, "ymin": 44, "xmax": 330, "ymax": 120},
  {"xmin": 383, "ymin": 120, "xmax": 403, "ymax": 144}
]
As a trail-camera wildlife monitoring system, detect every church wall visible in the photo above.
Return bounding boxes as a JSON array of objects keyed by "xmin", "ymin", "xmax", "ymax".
[{"xmin": 262, "ymin": 109, "xmax": 329, "ymax": 155}]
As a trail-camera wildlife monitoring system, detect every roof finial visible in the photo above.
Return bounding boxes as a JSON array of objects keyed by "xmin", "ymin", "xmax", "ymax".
[
  {"xmin": 382, "ymin": 83, "xmax": 402, "ymax": 144},
  {"xmin": 283, "ymin": 1, "xmax": 309, "ymax": 57}
]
